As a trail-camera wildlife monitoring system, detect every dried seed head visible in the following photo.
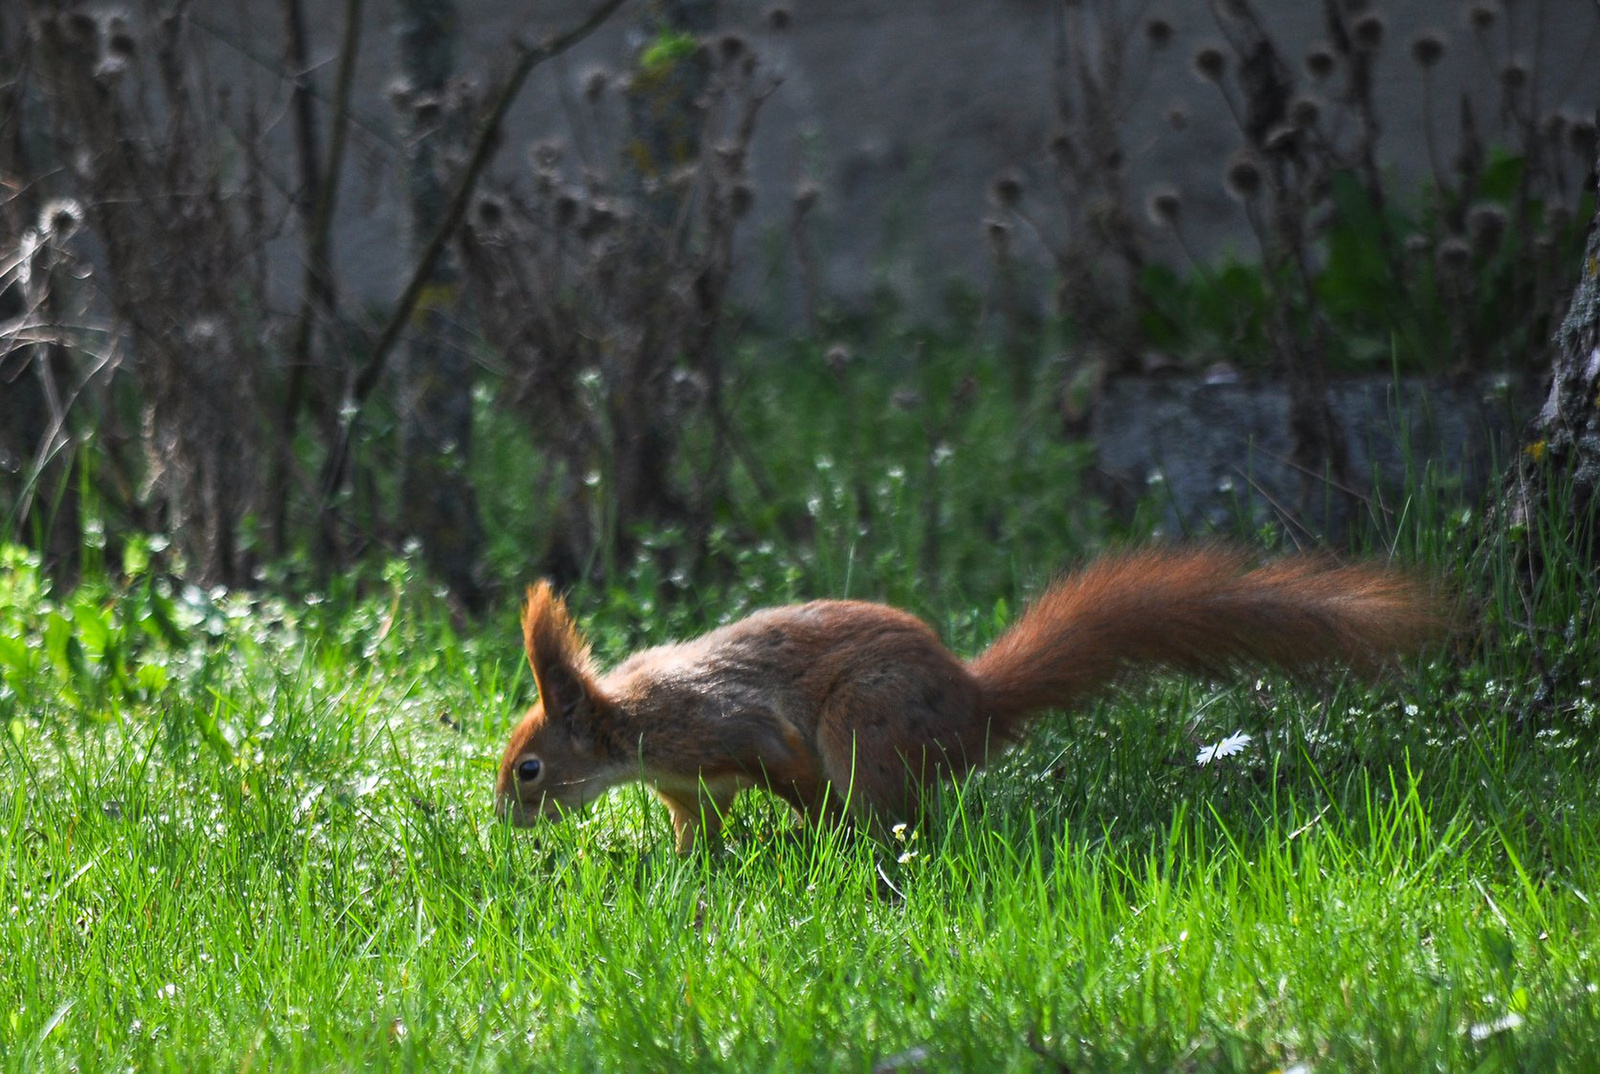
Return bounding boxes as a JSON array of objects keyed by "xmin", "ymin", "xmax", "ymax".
[
  {"xmin": 793, "ymin": 182, "xmax": 819, "ymax": 212},
  {"xmin": 1144, "ymin": 17, "xmax": 1174, "ymax": 50},
  {"xmin": 1408, "ymin": 31, "xmax": 1445, "ymax": 69},
  {"xmin": 186, "ymin": 317, "xmax": 223, "ymax": 347},
  {"xmin": 647, "ymin": 162, "xmax": 685, "ymax": 191},
  {"xmin": 1500, "ymin": 62, "xmax": 1528, "ymax": 92},
  {"xmin": 580, "ymin": 201, "xmax": 617, "ymax": 242},
  {"xmin": 1192, "ymin": 45, "xmax": 1228, "ymax": 83},
  {"xmin": 767, "ymin": 7, "xmax": 792, "ymax": 31},
  {"xmin": 66, "ymin": 11, "xmax": 97, "ymax": 44},
  {"xmin": 728, "ymin": 183, "xmax": 754, "ymax": 218},
  {"xmin": 530, "ymin": 139, "xmax": 565, "ymax": 171},
  {"xmin": 553, "ymin": 192, "xmax": 581, "ymax": 229},
  {"xmin": 581, "ymin": 66, "xmax": 610, "ymax": 103},
  {"xmin": 1436, "ymin": 237, "xmax": 1472, "ymax": 271},
  {"xmin": 1265, "ymin": 124, "xmax": 1299, "ymax": 152},
  {"xmin": 716, "ymin": 142, "xmax": 747, "ymax": 177},
  {"xmin": 39, "ymin": 197, "xmax": 85, "ymax": 240},
  {"xmin": 412, "ymin": 95, "xmax": 442, "ymax": 125},
  {"xmin": 1304, "ymin": 46, "xmax": 1337, "ymax": 80},
  {"xmin": 385, "ymin": 77, "xmax": 414, "ymax": 110},
  {"xmin": 985, "ymin": 217, "xmax": 1011, "ymax": 255},
  {"xmin": 93, "ymin": 55, "xmax": 130, "ymax": 83},
  {"xmin": 1467, "ymin": 4, "xmax": 1496, "ymax": 32},
  {"xmin": 715, "ymin": 32, "xmax": 748, "ymax": 65},
  {"xmin": 824, "ymin": 344, "xmax": 853, "ymax": 375},
  {"xmin": 1351, "ymin": 12, "xmax": 1386, "ymax": 51},
  {"xmin": 1467, "ymin": 203, "xmax": 1507, "ymax": 254},
  {"xmin": 668, "ymin": 369, "xmax": 706, "ymax": 409},
  {"xmin": 1568, "ymin": 117, "xmax": 1598, "ymax": 159},
  {"xmin": 474, "ymin": 194, "xmax": 506, "ymax": 230},
  {"xmin": 1146, "ymin": 186, "xmax": 1183, "ymax": 227},
  {"xmin": 989, "ymin": 173, "xmax": 1023, "ymax": 209},
  {"xmin": 891, "ymin": 388, "xmax": 922, "ymax": 412},
  {"xmin": 950, "ymin": 375, "xmax": 978, "ymax": 410},
  {"xmin": 1223, "ymin": 149, "xmax": 1263, "ymax": 201},
  {"xmin": 1289, "ymin": 95, "xmax": 1322, "ymax": 128}
]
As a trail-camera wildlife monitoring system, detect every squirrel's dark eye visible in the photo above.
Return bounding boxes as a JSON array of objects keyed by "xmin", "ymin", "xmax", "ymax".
[{"xmin": 517, "ymin": 758, "xmax": 543, "ymax": 782}]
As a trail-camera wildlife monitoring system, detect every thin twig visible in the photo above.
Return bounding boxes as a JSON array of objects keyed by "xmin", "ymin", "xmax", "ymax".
[
  {"xmin": 273, "ymin": 0, "xmax": 363, "ymax": 554},
  {"xmin": 317, "ymin": 0, "xmax": 630, "ymax": 514}
]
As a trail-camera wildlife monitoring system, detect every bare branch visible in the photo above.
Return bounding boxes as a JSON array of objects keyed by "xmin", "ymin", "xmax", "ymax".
[{"xmin": 318, "ymin": 0, "xmax": 630, "ymax": 515}]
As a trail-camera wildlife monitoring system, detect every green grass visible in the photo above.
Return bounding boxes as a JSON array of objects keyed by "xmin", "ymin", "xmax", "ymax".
[{"xmin": 4, "ymin": 524, "xmax": 1600, "ymax": 1072}]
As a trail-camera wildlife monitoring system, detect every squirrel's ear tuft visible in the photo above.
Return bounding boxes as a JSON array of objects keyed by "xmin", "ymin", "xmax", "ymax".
[{"xmin": 522, "ymin": 581, "xmax": 602, "ymax": 746}]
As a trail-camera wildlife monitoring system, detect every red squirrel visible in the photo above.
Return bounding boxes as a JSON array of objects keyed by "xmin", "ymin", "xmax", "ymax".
[{"xmin": 495, "ymin": 547, "xmax": 1447, "ymax": 849}]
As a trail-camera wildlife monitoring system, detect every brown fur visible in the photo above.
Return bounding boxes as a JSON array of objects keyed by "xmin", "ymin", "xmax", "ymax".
[{"xmin": 495, "ymin": 548, "xmax": 1450, "ymax": 850}]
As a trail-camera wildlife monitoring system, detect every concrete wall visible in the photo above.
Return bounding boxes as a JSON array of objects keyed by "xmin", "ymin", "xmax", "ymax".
[{"xmin": 213, "ymin": 0, "xmax": 1598, "ymax": 317}]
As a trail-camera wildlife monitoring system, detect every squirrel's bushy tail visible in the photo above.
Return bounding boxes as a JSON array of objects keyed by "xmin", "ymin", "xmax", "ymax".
[{"xmin": 967, "ymin": 547, "xmax": 1449, "ymax": 740}]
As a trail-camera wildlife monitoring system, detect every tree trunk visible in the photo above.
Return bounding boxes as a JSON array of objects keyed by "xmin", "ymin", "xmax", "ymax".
[
  {"xmin": 1498, "ymin": 142, "xmax": 1600, "ymax": 574},
  {"xmin": 393, "ymin": 0, "xmax": 485, "ymax": 609}
]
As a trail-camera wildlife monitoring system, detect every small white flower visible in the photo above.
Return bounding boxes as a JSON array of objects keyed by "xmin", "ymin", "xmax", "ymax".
[
  {"xmin": 1467, "ymin": 1012, "xmax": 1522, "ymax": 1042},
  {"xmin": 1195, "ymin": 731, "xmax": 1253, "ymax": 766}
]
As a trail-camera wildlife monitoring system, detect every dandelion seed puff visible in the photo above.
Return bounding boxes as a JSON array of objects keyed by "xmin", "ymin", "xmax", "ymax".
[{"xmin": 38, "ymin": 198, "xmax": 84, "ymax": 240}]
